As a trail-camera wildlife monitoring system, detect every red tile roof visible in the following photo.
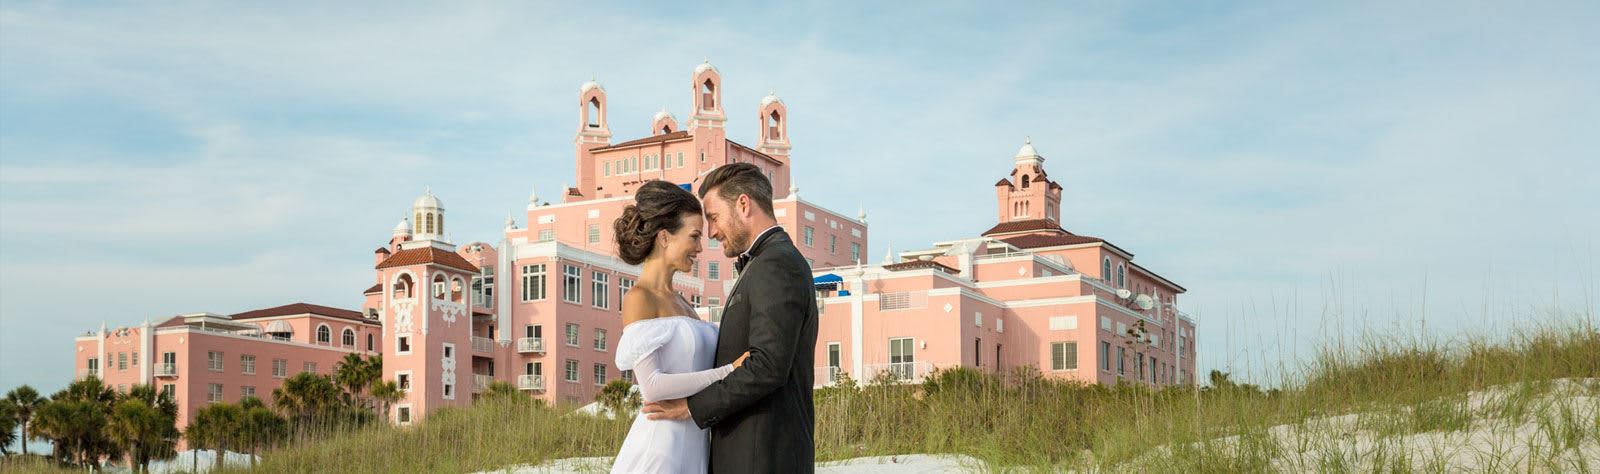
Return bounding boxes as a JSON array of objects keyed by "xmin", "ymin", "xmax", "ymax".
[
  {"xmin": 591, "ymin": 131, "xmax": 691, "ymax": 151},
  {"xmin": 999, "ymin": 233, "xmax": 1106, "ymax": 249},
  {"xmin": 374, "ymin": 247, "xmax": 391, "ymax": 254},
  {"xmin": 363, "ymin": 283, "xmax": 382, "ymax": 295},
  {"xmin": 156, "ymin": 316, "xmax": 186, "ymax": 328},
  {"xmin": 981, "ymin": 219, "xmax": 1063, "ymax": 236},
  {"xmin": 883, "ymin": 259, "xmax": 960, "ymax": 275},
  {"xmin": 376, "ymin": 246, "xmax": 480, "ymax": 273},
  {"xmin": 230, "ymin": 302, "xmax": 367, "ymax": 323},
  {"xmin": 994, "ymin": 178, "xmax": 1013, "ymax": 187}
]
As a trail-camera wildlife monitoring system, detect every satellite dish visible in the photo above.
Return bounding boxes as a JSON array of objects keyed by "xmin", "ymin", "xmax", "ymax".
[
  {"xmin": 1116, "ymin": 289, "xmax": 1132, "ymax": 299},
  {"xmin": 1134, "ymin": 294, "xmax": 1155, "ymax": 311}
]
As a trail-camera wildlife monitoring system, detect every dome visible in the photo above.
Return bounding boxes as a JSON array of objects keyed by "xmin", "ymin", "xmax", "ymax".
[
  {"xmin": 580, "ymin": 80, "xmax": 603, "ymax": 94},
  {"xmin": 392, "ymin": 218, "xmax": 410, "ymax": 234},
  {"xmin": 694, "ymin": 60, "xmax": 717, "ymax": 75},
  {"xmin": 761, "ymin": 93, "xmax": 782, "ymax": 107},
  {"xmin": 653, "ymin": 107, "xmax": 674, "ymax": 122},
  {"xmin": 413, "ymin": 188, "xmax": 441, "ymax": 209},
  {"xmin": 1014, "ymin": 138, "xmax": 1045, "ymax": 164}
]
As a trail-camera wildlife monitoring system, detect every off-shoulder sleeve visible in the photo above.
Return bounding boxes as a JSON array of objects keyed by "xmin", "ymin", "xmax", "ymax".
[
  {"xmin": 632, "ymin": 349, "xmax": 734, "ymax": 402},
  {"xmin": 615, "ymin": 321, "xmax": 675, "ymax": 371}
]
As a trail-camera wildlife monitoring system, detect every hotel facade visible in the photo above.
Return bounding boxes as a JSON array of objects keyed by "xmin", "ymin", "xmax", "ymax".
[{"xmin": 71, "ymin": 62, "xmax": 1193, "ymax": 428}]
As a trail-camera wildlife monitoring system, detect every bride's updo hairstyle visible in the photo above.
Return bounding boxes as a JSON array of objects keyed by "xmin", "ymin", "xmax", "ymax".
[{"xmin": 614, "ymin": 180, "xmax": 703, "ymax": 265}]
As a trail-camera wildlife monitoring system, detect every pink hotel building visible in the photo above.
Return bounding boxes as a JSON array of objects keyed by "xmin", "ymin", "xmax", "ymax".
[{"xmin": 71, "ymin": 62, "xmax": 1195, "ymax": 428}]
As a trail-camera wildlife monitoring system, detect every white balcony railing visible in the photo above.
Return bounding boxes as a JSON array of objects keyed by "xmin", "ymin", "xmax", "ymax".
[
  {"xmin": 473, "ymin": 374, "xmax": 493, "ymax": 391},
  {"xmin": 516, "ymin": 337, "xmax": 545, "ymax": 354},
  {"xmin": 472, "ymin": 337, "xmax": 494, "ymax": 354},
  {"xmin": 862, "ymin": 361, "xmax": 934, "ymax": 383},
  {"xmin": 155, "ymin": 363, "xmax": 178, "ymax": 377},
  {"xmin": 517, "ymin": 374, "xmax": 545, "ymax": 391},
  {"xmin": 814, "ymin": 366, "xmax": 843, "ymax": 387},
  {"xmin": 76, "ymin": 368, "xmax": 99, "ymax": 380}
]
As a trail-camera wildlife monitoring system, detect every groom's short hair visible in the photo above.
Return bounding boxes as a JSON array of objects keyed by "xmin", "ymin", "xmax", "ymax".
[{"xmin": 698, "ymin": 163, "xmax": 775, "ymax": 218}]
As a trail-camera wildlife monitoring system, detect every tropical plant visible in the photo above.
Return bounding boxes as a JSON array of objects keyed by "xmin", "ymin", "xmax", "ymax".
[
  {"xmin": 32, "ymin": 378, "xmax": 117, "ymax": 467},
  {"xmin": 370, "ymin": 380, "xmax": 403, "ymax": 424},
  {"xmin": 238, "ymin": 396, "xmax": 288, "ymax": 470},
  {"xmin": 0, "ymin": 398, "xmax": 17, "ymax": 456},
  {"xmin": 334, "ymin": 353, "xmax": 382, "ymax": 410},
  {"xmin": 3, "ymin": 385, "xmax": 43, "ymax": 457},
  {"xmin": 595, "ymin": 380, "xmax": 641, "ymax": 418},
  {"xmin": 482, "ymin": 381, "xmax": 522, "ymax": 402},
  {"xmin": 104, "ymin": 396, "xmax": 178, "ymax": 473},
  {"xmin": 272, "ymin": 372, "xmax": 342, "ymax": 438},
  {"xmin": 187, "ymin": 402, "xmax": 244, "ymax": 471}
]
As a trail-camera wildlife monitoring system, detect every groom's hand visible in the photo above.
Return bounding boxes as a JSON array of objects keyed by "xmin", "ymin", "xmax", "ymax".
[{"xmin": 642, "ymin": 398, "xmax": 691, "ymax": 421}]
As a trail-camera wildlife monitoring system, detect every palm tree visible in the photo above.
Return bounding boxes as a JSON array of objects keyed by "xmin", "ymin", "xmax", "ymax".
[
  {"xmin": 0, "ymin": 398, "xmax": 17, "ymax": 456},
  {"xmin": 369, "ymin": 380, "xmax": 402, "ymax": 425},
  {"xmin": 4, "ymin": 385, "xmax": 43, "ymax": 457},
  {"xmin": 482, "ymin": 381, "xmax": 521, "ymax": 402},
  {"xmin": 33, "ymin": 378, "xmax": 117, "ymax": 467},
  {"xmin": 188, "ymin": 402, "xmax": 244, "ymax": 471},
  {"xmin": 271, "ymin": 372, "xmax": 340, "ymax": 438},
  {"xmin": 595, "ymin": 380, "xmax": 641, "ymax": 418},
  {"xmin": 105, "ymin": 397, "xmax": 172, "ymax": 473},
  {"xmin": 237, "ymin": 397, "xmax": 287, "ymax": 470},
  {"xmin": 334, "ymin": 353, "xmax": 382, "ymax": 412}
]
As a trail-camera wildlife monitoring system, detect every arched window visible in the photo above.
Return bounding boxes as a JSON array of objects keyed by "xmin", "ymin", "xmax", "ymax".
[
  {"xmin": 394, "ymin": 274, "xmax": 414, "ymax": 299},
  {"xmin": 1116, "ymin": 264, "xmax": 1126, "ymax": 289},
  {"xmin": 437, "ymin": 213, "xmax": 443, "ymax": 235},
  {"xmin": 316, "ymin": 325, "xmax": 331, "ymax": 344},
  {"xmin": 413, "ymin": 212, "xmax": 422, "ymax": 233},
  {"xmin": 1021, "ymin": 175, "xmax": 1031, "ymax": 188},
  {"xmin": 432, "ymin": 274, "xmax": 447, "ymax": 299},
  {"xmin": 701, "ymin": 79, "xmax": 716, "ymax": 110},
  {"xmin": 662, "ymin": 125, "xmax": 672, "ymax": 134},
  {"xmin": 367, "ymin": 333, "xmax": 375, "ymax": 352},
  {"xmin": 425, "ymin": 213, "xmax": 435, "ymax": 235},
  {"xmin": 451, "ymin": 277, "xmax": 466, "ymax": 304},
  {"xmin": 1102, "ymin": 257, "xmax": 1112, "ymax": 284},
  {"xmin": 342, "ymin": 328, "xmax": 356, "ymax": 347},
  {"xmin": 767, "ymin": 111, "xmax": 782, "ymax": 140}
]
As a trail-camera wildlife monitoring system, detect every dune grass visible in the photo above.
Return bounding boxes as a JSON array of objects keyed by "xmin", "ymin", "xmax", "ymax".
[{"xmin": 209, "ymin": 311, "xmax": 1597, "ymax": 473}]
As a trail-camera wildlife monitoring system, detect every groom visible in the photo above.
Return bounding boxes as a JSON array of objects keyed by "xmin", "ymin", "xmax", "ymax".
[{"xmin": 642, "ymin": 163, "xmax": 818, "ymax": 473}]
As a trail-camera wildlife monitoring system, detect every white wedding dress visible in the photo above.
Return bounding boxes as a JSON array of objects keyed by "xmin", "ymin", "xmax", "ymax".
[{"xmin": 610, "ymin": 316, "xmax": 732, "ymax": 474}]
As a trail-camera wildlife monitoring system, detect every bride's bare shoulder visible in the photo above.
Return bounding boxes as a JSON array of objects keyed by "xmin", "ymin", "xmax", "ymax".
[{"xmin": 622, "ymin": 287, "xmax": 662, "ymax": 326}]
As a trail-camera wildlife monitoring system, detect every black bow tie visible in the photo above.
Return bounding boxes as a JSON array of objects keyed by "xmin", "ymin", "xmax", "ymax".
[{"xmin": 734, "ymin": 253, "xmax": 751, "ymax": 273}]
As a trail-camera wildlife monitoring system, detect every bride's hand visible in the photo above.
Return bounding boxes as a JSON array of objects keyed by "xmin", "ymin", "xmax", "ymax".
[{"xmin": 732, "ymin": 351, "xmax": 751, "ymax": 369}]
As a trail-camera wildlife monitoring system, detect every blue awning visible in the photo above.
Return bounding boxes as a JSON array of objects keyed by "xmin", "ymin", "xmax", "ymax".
[
  {"xmin": 678, "ymin": 183, "xmax": 693, "ymax": 193},
  {"xmin": 813, "ymin": 274, "xmax": 843, "ymax": 286}
]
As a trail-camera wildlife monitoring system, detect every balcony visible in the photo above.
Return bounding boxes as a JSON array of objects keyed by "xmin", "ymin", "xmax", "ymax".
[
  {"xmin": 473, "ymin": 374, "xmax": 494, "ymax": 391},
  {"xmin": 862, "ymin": 361, "xmax": 934, "ymax": 384},
  {"xmin": 516, "ymin": 337, "xmax": 545, "ymax": 354},
  {"xmin": 517, "ymin": 374, "xmax": 545, "ymax": 391},
  {"xmin": 76, "ymin": 368, "xmax": 99, "ymax": 380},
  {"xmin": 155, "ymin": 363, "xmax": 178, "ymax": 377},
  {"xmin": 472, "ymin": 337, "xmax": 494, "ymax": 354}
]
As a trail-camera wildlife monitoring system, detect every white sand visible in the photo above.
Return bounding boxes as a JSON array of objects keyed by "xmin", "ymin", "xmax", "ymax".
[{"xmin": 480, "ymin": 454, "xmax": 986, "ymax": 473}]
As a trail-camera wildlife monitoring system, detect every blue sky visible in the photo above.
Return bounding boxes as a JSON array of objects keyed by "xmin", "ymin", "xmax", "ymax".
[{"xmin": 2, "ymin": 1, "xmax": 1597, "ymax": 394}]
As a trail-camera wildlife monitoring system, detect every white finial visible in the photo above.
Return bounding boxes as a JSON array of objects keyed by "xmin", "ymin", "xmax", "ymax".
[
  {"xmin": 857, "ymin": 204, "xmax": 866, "ymax": 222},
  {"xmin": 504, "ymin": 212, "xmax": 517, "ymax": 230},
  {"xmin": 788, "ymin": 179, "xmax": 799, "ymax": 199},
  {"xmin": 883, "ymin": 244, "xmax": 895, "ymax": 265},
  {"xmin": 528, "ymin": 186, "xmax": 539, "ymax": 204}
]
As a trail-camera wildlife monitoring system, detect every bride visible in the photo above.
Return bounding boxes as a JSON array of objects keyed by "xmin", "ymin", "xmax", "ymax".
[{"xmin": 610, "ymin": 180, "xmax": 749, "ymax": 474}]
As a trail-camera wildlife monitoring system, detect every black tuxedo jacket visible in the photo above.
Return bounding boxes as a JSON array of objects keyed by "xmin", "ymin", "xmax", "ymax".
[{"xmin": 687, "ymin": 229, "xmax": 818, "ymax": 473}]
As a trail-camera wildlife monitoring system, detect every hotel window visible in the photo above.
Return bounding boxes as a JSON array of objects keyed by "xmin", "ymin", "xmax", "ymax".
[
  {"xmin": 1102, "ymin": 257, "xmax": 1112, "ymax": 284},
  {"xmin": 604, "ymin": 161, "xmax": 611, "ymax": 176},
  {"xmin": 974, "ymin": 312, "xmax": 983, "ymax": 327},
  {"xmin": 1116, "ymin": 264, "xmax": 1126, "ymax": 289},
  {"xmin": 888, "ymin": 338, "xmax": 915, "ymax": 381},
  {"xmin": 538, "ymin": 228, "xmax": 555, "ymax": 242},
  {"xmin": 565, "ymin": 359, "xmax": 579, "ymax": 383},
  {"xmin": 827, "ymin": 342, "xmax": 842, "ymax": 380},
  {"xmin": 700, "ymin": 151, "xmax": 705, "ymax": 162},
  {"xmin": 708, "ymin": 262, "xmax": 720, "ymax": 280},
  {"xmin": 521, "ymin": 264, "xmax": 547, "ymax": 301},
  {"xmin": 802, "ymin": 226, "xmax": 814, "ymax": 247},
  {"xmin": 563, "ymin": 265, "xmax": 582, "ymax": 303},
  {"xmin": 241, "ymin": 355, "xmax": 256, "ymax": 375},
  {"xmin": 316, "ymin": 325, "xmax": 331, "ymax": 344},
  {"xmin": 565, "ymin": 323, "xmax": 580, "ymax": 346},
  {"xmin": 367, "ymin": 333, "xmax": 375, "ymax": 352},
  {"xmin": 241, "ymin": 386, "xmax": 256, "ymax": 399},
  {"xmin": 131, "ymin": 352, "xmax": 138, "ymax": 368},
  {"xmin": 1150, "ymin": 356, "xmax": 1158, "ymax": 383},
  {"xmin": 397, "ymin": 335, "xmax": 412, "ymax": 353},
  {"xmin": 272, "ymin": 359, "xmax": 288, "ymax": 378},
  {"xmin": 1051, "ymin": 342, "xmax": 1078, "ymax": 371},
  {"xmin": 1100, "ymin": 342, "xmax": 1111, "ymax": 372},
  {"xmin": 974, "ymin": 338, "xmax": 981, "ymax": 366},
  {"xmin": 829, "ymin": 235, "xmax": 837, "ymax": 254},
  {"xmin": 617, "ymin": 277, "xmax": 634, "ymax": 310},
  {"xmin": 207, "ymin": 383, "xmax": 224, "ymax": 403},
  {"xmin": 118, "ymin": 352, "xmax": 127, "ymax": 371},
  {"xmin": 691, "ymin": 262, "xmax": 699, "ymax": 277},
  {"xmin": 691, "ymin": 295, "xmax": 701, "ymax": 307},
  {"xmin": 588, "ymin": 224, "xmax": 600, "ymax": 244},
  {"xmin": 397, "ymin": 406, "xmax": 412, "ymax": 424},
  {"xmin": 594, "ymin": 363, "xmax": 608, "ymax": 386},
  {"xmin": 303, "ymin": 362, "xmax": 317, "ymax": 374},
  {"xmin": 87, "ymin": 358, "xmax": 98, "ymax": 375},
  {"xmin": 160, "ymin": 384, "xmax": 175, "ymax": 400},
  {"xmin": 397, "ymin": 372, "xmax": 412, "ymax": 391},
  {"xmin": 709, "ymin": 297, "xmax": 722, "ymax": 323},
  {"xmin": 594, "ymin": 328, "xmax": 607, "ymax": 351},
  {"xmin": 208, "ymin": 351, "xmax": 223, "ymax": 372},
  {"xmin": 707, "ymin": 238, "xmax": 720, "ymax": 249},
  {"xmin": 342, "ymin": 328, "xmax": 356, "ymax": 347},
  {"xmin": 592, "ymin": 272, "xmax": 609, "ymax": 309},
  {"xmin": 850, "ymin": 243, "xmax": 860, "ymax": 263},
  {"xmin": 676, "ymin": 152, "xmax": 683, "ymax": 167},
  {"xmin": 1116, "ymin": 346, "xmax": 1126, "ymax": 375}
]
